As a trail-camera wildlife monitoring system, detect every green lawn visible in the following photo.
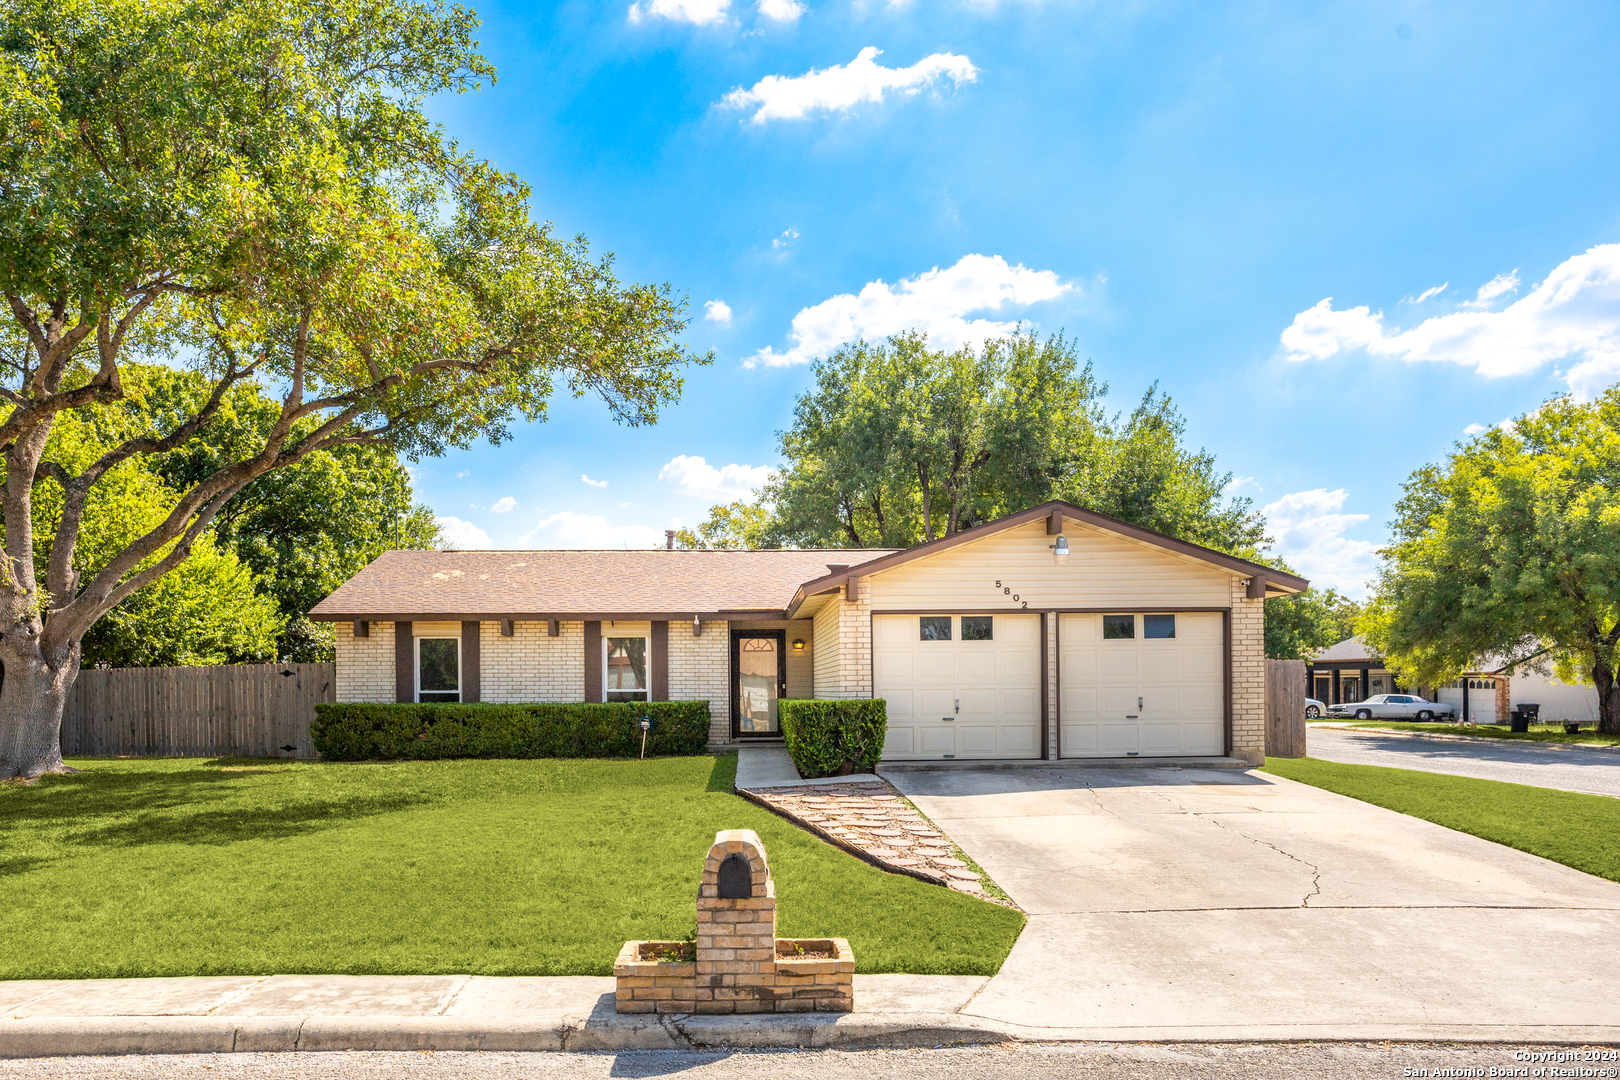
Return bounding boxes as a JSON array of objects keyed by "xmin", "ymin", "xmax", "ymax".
[
  {"xmin": 1261, "ymin": 756, "xmax": 1620, "ymax": 883},
  {"xmin": 1315, "ymin": 720, "xmax": 1620, "ymax": 746},
  {"xmin": 0, "ymin": 754, "xmax": 1023, "ymax": 981}
]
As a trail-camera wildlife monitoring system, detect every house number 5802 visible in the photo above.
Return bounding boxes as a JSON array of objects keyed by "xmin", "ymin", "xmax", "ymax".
[{"xmin": 994, "ymin": 580, "xmax": 1029, "ymax": 609}]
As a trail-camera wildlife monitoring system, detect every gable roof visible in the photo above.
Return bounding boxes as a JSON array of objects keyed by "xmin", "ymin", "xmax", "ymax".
[
  {"xmin": 1310, "ymin": 635, "xmax": 1379, "ymax": 662},
  {"xmin": 308, "ymin": 547, "xmax": 897, "ymax": 622},
  {"xmin": 784, "ymin": 500, "xmax": 1308, "ymax": 616}
]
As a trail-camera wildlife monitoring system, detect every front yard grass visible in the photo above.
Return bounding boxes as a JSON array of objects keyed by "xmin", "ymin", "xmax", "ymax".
[
  {"xmin": 0, "ymin": 754, "xmax": 1024, "ymax": 981},
  {"xmin": 1261, "ymin": 756, "xmax": 1620, "ymax": 883},
  {"xmin": 1317, "ymin": 720, "xmax": 1620, "ymax": 747}
]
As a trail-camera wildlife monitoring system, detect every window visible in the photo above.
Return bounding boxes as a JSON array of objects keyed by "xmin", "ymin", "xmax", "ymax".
[
  {"xmin": 1143, "ymin": 614, "xmax": 1175, "ymax": 639},
  {"xmin": 416, "ymin": 637, "xmax": 460, "ymax": 703},
  {"xmin": 1103, "ymin": 615, "xmax": 1135, "ymax": 639},
  {"xmin": 961, "ymin": 616, "xmax": 993, "ymax": 641},
  {"xmin": 919, "ymin": 616, "xmax": 952, "ymax": 641},
  {"xmin": 605, "ymin": 636, "xmax": 648, "ymax": 702}
]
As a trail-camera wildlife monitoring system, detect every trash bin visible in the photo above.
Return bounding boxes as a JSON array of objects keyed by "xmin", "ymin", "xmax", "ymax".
[
  {"xmin": 1508, "ymin": 707, "xmax": 1531, "ymax": 733},
  {"xmin": 1518, "ymin": 703, "xmax": 1540, "ymax": 722}
]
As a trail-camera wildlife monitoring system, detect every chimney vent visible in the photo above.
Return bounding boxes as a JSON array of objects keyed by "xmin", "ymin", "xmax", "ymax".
[
  {"xmin": 826, "ymin": 563, "xmax": 850, "ymax": 575},
  {"xmin": 666, "ymin": 529, "xmax": 676, "ymax": 550}
]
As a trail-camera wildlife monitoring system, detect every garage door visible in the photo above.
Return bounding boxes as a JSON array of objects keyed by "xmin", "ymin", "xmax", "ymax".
[
  {"xmin": 874, "ymin": 613, "xmax": 1042, "ymax": 760},
  {"xmin": 1059, "ymin": 612, "xmax": 1223, "ymax": 757}
]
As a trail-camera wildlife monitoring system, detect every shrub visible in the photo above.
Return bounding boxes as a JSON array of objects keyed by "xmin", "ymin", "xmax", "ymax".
[
  {"xmin": 778, "ymin": 699, "xmax": 888, "ymax": 779},
  {"xmin": 310, "ymin": 701, "xmax": 712, "ymax": 761}
]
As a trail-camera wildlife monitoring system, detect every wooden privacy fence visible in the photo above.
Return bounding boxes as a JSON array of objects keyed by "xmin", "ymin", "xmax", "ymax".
[
  {"xmin": 1266, "ymin": 658, "xmax": 1307, "ymax": 758},
  {"xmin": 61, "ymin": 662, "xmax": 335, "ymax": 759}
]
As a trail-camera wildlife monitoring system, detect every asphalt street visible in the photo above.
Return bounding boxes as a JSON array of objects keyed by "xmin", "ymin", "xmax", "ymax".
[
  {"xmin": 5, "ymin": 1044, "xmax": 1615, "ymax": 1080},
  {"xmin": 1307, "ymin": 724, "xmax": 1620, "ymax": 797}
]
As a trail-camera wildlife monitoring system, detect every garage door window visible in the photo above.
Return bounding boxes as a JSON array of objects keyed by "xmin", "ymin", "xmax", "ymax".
[
  {"xmin": 962, "ymin": 616, "xmax": 993, "ymax": 641},
  {"xmin": 1103, "ymin": 615, "xmax": 1135, "ymax": 639},
  {"xmin": 1144, "ymin": 614, "xmax": 1176, "ymax": 639},
  {"xmin": 920, "ymin": 616, "xmax": 952, "ymax": 641}
]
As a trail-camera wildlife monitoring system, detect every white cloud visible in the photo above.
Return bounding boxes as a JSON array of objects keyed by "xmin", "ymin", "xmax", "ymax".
[
  {"xmin": 1463, "ymin": 423, "xmax": 1488, "ymax": 435},
  {"xmin": 1225, "ymin": 475, "xmax": 1261, "ymax": 494},
  {"xmin": 1279, "ymin": 244, "xmax": 1620, "ymax": 397},
  {"xmin": 757, "ymin": 0, "xmax": 803, "ymax": 20},
  {"xmin": 658, "ymin": 455, "xmax": 774, "ymax": 500},
  {"xmin": 435, "ymin": 516, "xmax": 492, "ymax": 550},
  {"xmin": 722, "ymin": 46, "xmax": 978, "ymax": 124},
  {"xmin": 628, "ymin": 0, "xmax": 728, "ymax": 24},
  {"xmin": 1403, "ymin": 282, "xmax": 1448, "ymax": 305},
  {"xmin": 1262, "ymin": 489, "xmax": 1380, "ymax": 598},
  {"xmin": 582, "ymin": 474, "xmax": 609, "ymax": 488},
  {"xmin": 748, "ymin": 253, "xmax": 1073, "ymax": 368},
  {"xmin": 518, "ymin": 511, "xmax": 663, "ymax": 549},
  {"xmin": 704, "ymin": 299, "xmax": 733, "ymax": 325},
  {"xmin": 490, "ymin": 496, "xmax": 517, "ymax": 514},
  {"xmin": 1461, "ymin": 270, "xmax": 1520, "ymax": 310},
  {"xmin": 772, "ymin": 228, "xmax": 799, "ymax": 250}
]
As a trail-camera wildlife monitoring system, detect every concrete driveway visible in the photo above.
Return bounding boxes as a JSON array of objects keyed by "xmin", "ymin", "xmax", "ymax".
[
  {"xmin": 1309, "ymin": 724, "xmax": 1620, "ymax": 796},
  {"xmin": 887, "ymin": 764, "xmax": 1620, "ymax": 1041}
]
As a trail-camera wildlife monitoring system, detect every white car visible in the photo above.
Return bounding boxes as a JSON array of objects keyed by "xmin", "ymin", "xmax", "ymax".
[
  {"xmin": 1326, "ymin": 694, "xmax": 1457, "ymax": 722},
  {"xmin": 1305, "ymin": 698, "xmax": 1325, "ymax": 718}
]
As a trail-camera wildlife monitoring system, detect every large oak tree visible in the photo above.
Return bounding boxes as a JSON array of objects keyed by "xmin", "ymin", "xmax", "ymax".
[
  {"xmin": 0, "ymin": 0, "xmax": 704, "ymax": 777},
  {"xmin": 1363, "ymin": 390, "xmax": 1620, "ymax": 734}
]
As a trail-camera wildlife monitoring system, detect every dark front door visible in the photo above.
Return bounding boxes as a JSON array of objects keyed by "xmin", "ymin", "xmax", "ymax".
[{"xmin": 732, "ymin": 630, "xmax": 786, "ymax": 738}]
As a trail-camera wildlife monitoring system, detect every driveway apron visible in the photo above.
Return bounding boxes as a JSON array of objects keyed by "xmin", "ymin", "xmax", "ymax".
[{"xmin": 888, "ymin": 765, "xmax": 1620, "ymax": 1040}]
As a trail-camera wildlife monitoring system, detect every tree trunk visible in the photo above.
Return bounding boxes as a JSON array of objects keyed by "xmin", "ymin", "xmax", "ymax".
[
  {"xmin": 1594, "ymin": 658, "xmax": 1619, "ymax": 736},
  {"xmin": 0, "ymin": 641, "xmax": 80, "ymax": 780}
]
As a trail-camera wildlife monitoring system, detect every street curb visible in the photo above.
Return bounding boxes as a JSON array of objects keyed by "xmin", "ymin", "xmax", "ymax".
[
  {"xmin": 1319, "ymin": 725, "xmax": 1620, "ymax": 755},
  {"xmin": 7, "ymin": 1013, "xmax": 1620, "ymax": 1056},
  {"xmin": 0, "ymin": 1012, "xmax": 1010, "ymax": 1056}
]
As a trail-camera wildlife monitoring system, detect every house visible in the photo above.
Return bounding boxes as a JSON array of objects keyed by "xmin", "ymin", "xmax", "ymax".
[
  {"xmin": 309, "ymin": 501, "xmax": 1308, "ymax": 765},
  {"xmin": 1305, "ymin": 635, "xmax": 1600, "ymax": 724}
]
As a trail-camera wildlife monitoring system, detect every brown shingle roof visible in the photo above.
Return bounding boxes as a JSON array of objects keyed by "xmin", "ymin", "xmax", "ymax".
[{"xmin": 307, "ymin": 548, "xmax": 898, "ymax": 621}]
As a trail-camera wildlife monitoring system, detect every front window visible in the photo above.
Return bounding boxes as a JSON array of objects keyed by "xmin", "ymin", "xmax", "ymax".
[
  {"xmin": 605, "ymin": 636, "xmax": 648, "ymax": 702},
  {"xmin": 417, "ymin": 637, "xmax": 460, "ymax": 703}
]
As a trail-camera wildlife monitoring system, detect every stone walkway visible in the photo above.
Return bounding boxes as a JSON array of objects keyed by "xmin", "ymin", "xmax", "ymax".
[{"xmin": 740, "ymin": 780, "xmax": 996, "ymax": 901}]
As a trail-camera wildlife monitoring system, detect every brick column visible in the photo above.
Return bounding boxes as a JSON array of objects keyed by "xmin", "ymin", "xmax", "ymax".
[
  {"xmin": 1229, "ymin": 577, "xmax": 1267, "ymax": 766},
  {"xmin": 695, "ymin": 829, "xmax": 777, "ymax": 1014}
]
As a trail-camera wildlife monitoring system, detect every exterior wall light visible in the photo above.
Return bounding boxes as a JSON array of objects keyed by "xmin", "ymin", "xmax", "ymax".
[
  {"xmin": 693, "ymin": 617, "xmax": 703, "ymax": 637},
  {"xmin": 792, "ymin": 638, "xmax": 806, "ymax": 652},
  {"xmin": 1051, "ymin": 536, "xmax": 1070, "ymax": 564}
]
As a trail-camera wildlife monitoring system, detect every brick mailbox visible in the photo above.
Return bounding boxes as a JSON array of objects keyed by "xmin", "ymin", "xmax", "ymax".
[{"xmin": 614, "ymin": 828, "xmax": 855, "ymax": 1014}]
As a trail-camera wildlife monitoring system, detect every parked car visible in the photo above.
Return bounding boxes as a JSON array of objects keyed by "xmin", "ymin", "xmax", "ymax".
[
  {"xmin": 1326, "ymin": 694, "xmax": 1457, "ymax": 722},
  {"xmin": 1305, "ymin": 698, "xmax": 1325, "ymax": 718}
]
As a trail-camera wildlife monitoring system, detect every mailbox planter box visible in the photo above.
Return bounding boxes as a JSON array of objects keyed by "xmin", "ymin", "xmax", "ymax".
[{"xmin": 614, "ymin": 829, "xmax": 855, "ymax": 1014}]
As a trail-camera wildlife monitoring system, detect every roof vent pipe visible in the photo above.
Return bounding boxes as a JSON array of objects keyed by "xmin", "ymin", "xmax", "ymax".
[{"xmin": 666, "ymin": 530, "xmax": 676, "ymax": 550}]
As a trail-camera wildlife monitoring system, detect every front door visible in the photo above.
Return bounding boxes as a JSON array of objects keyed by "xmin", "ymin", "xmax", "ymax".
[{"xmin": 732, "ymin": 630, "xmax": 786, "ymax": 737}]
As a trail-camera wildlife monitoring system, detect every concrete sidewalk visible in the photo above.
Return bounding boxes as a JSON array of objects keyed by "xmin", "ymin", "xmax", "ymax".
[{"xmin": 1, "ymin": 975, "xmax": 1006, "ymax": 1055}]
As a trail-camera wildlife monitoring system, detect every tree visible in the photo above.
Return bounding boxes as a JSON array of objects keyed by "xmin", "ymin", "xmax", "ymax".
[
  {"xmin": 0, "ymin": 0, "xmax": 704, "ymax": 778},
  {"xmin": 1362, "ymin": 390, "xmax": 1620, "ymax": 734},
  {"xmin": 1264, "ymin": 586, "xmax": 1363, "ymax": 660},
  {"xmin": 673, "ymin": 499, "xmax": 774, "ymax": 550}
]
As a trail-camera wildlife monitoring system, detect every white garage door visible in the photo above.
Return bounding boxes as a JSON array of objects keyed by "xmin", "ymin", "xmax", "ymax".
[
  {"xmin": 874, "ymin": 613, "xmax": 1042, "ymax": 760},
  {"xmin": 1059, "ymin": 612, "xmax": 1223, "ymax": 757}
]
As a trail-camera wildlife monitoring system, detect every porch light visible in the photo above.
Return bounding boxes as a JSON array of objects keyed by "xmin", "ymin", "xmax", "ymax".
[
  {"xmin": 1051, "ymin": 536, "xmax": 1070, "ymax": 564},
  {"xmin": 693, "ymin": 617, "xmax": 703, "ymax": 637},
  {"xmin": 792, "ymin": 638, "xmax": 806, "ymax": 652}
]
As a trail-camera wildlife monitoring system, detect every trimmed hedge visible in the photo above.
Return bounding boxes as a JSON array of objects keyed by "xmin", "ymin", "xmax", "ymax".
[
  {"xmin": 310, "ymin": 701, "xmax": 712, "ymax": 761},
  {"xmin": 778, "ymin": 698, "xmax": 888, "ymax": 779}
]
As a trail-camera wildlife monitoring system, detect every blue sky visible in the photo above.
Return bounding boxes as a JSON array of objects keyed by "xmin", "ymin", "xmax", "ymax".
[{"xmin": 414, "ymin": 0, "xmax": 1620, "ymax": 596}]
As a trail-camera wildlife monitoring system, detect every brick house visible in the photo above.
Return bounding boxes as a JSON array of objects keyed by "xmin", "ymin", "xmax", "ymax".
[{"xmin": 309, "ymin": 500, "xmax": 1307, "ymax": 765}]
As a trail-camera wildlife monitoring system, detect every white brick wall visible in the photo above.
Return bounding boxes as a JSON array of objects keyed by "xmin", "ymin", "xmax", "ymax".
[
  {"xmin": 835, "ymin": 580, "xmax": 873, "ymax": 698},
  {"xmin": 671, "ymin": 620, "xmax": 731, "ymax": 746},
  {"xmin": 479, "ymin": 620, "xmax": 585, "ymax": 703},
  {"xmin": 1045, "ymin": 610, "xmax": 1058, "ymax": 760},
  {"xmin": 1230, "ymin": 577, "xmax": 1267, "ymax": 765},
  {"xmin": 335, "ymin": 620, "xmax": 395, "ymax": 703}
]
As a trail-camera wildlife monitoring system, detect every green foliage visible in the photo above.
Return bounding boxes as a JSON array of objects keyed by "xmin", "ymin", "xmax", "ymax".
[
  {"xmin": 1363, "ymin": 390, "xmax": 1620, "ymax": 732},
  {"xmin": 0, "ymin": 756, "xmax": 1024, "ymax": 977},
  {"xmin": 1265, "ymin": 586, "xmax": 1364, "ymax": 660},
  {"xmin": 708, "ymin": 331, "xmax": 1265, "ymax": 556},
  {"xmin": 310, "ymin": 700, "xmax": 713, "ymax": 760},
  {"xmin": 1261, "ymin": 756, "xmax": 1620, "ymax": 883},
  {"xmin": 779, "ymin": 698, "xmax": 888, "ymax": 779}
]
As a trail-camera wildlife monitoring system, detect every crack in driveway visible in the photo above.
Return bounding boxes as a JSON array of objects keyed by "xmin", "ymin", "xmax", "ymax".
[{"xmin": 1199, "ymin": 814, "xmax": 1322, "ymax": 907}]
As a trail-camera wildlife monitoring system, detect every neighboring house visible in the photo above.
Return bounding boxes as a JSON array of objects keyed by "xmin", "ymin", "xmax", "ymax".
[
  {"xmin": 309, "ymin": 501, "xmax": 1308, "ymax": 765},
  {"xmin": 1305, "ymin": 635, "xmax": 1600, "ymax": 724}
]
